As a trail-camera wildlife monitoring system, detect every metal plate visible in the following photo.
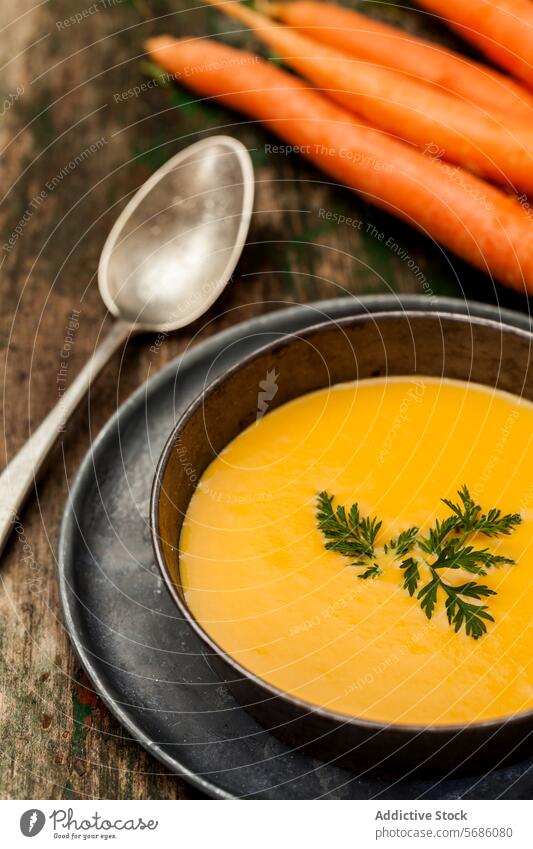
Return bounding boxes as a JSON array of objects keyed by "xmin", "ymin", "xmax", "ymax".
[{"xmin": 58, "ymin": 295, "xmax": 533, "ymax": 799}]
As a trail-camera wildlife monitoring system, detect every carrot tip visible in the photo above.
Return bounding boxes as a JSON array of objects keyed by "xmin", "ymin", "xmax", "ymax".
[{"xmin": 145, "ymin": 35, "xmax": 177, "ymax": 55}]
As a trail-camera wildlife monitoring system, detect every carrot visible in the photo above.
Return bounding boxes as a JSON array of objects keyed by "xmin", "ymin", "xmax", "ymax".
[
  {"xmin": 145, "ymin": 35, "xmax": 533, "ymax": 294},
  {"xmin": 415, "ymin": 0, "xmax": 533, "ymax": 88},
  {"xmin": 262, "ymin": 0, "xmax": 533, "ymax": 120},
  {"xmin": 204, "ymin": 2, "xmax": 533, "ymax": 194}
]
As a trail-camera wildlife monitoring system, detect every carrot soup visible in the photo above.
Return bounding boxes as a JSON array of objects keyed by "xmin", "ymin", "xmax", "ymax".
[{"xmin": 180, "ymin": 377, "xmax": 533, "ymax": 725}]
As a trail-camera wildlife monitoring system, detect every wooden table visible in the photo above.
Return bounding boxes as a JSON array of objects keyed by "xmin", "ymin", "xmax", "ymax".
[{"xmin": 0, "ymin": 0, "xmax": 528, "ymax": 799}]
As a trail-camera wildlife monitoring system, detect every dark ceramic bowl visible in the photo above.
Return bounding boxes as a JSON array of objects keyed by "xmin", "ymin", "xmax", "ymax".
[{"xmin": 151, "ymin": 311, "xmax": 533, "ymax": 776}]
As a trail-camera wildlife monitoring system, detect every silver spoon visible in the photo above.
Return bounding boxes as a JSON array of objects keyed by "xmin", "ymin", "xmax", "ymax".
[{"xmin": 0, "ymin": 135, "xmax": 254, "ymax": 557}]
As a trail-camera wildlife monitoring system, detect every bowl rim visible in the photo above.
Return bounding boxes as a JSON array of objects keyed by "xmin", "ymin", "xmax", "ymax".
[{"xmin": 150, "ymin": 310, "xmax": 533, "ymax": 736}]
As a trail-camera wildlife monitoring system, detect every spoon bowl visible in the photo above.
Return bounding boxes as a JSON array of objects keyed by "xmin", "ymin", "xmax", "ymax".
[{"xmin": 99, "ymin": 136, "xmax": 254, "ymax": 331}]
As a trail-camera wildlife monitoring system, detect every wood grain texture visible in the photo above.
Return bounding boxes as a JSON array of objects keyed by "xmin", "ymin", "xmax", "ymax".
[{"xmin": 0, "ymin": 0, "xmax": 529, "ymax": 799}]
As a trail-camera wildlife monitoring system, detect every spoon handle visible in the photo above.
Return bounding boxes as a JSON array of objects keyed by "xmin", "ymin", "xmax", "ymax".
[{"xmin": 0, "ymin": 320, "xmax": 131, "ymax": 559}]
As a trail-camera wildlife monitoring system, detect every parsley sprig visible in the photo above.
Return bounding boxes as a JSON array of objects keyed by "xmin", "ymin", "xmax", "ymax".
[
  {"xmin": 316, "ymin": 486, "xmax": 521, "ymax": 639},
  {"xmin": 316, "ymin": 491, "xmax": 382, "ymax": 574}
]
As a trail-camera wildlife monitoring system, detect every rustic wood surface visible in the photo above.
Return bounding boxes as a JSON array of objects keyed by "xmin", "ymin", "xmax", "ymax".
[{"xmin": 0, "ymin": 0, "xmax": 530, "ymax": 799}]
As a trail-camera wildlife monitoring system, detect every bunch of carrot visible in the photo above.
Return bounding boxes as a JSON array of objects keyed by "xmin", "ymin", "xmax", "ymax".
[{"xmin": 146, "ymin": 0, "xmax": 533, "ymax": 294}]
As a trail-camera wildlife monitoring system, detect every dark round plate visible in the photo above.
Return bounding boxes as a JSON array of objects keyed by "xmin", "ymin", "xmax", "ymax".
[{"xmin": 58, "ymin": 295, "xmax": 533, "ymax": 800}]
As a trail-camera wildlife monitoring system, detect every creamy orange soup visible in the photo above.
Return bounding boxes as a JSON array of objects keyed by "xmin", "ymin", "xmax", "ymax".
[{"xmin": 180, "ymin": 377, "xmax": 533, "ymax": 725}]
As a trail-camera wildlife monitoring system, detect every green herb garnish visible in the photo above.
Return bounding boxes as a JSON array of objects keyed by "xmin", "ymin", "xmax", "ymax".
[{"xmin": 316, "ymin": 486, "xmax": 521, "ymax": 639}]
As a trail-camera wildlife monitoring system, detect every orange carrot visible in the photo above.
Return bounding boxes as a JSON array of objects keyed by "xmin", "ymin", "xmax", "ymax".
[
  {"xmin": 205, "ymin": 2, "xmax": 533, "ymax": 194},
  {"xmin": 146, "ymin": 36, "xmax": 533, "ymax": 294},
  {"xmin": 263, "ymin": 0, "xmax": 533, "ymax": 119},
  {"xmin": 415, "ymin": 0, "xmax": 533, "ymax": 88}
]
